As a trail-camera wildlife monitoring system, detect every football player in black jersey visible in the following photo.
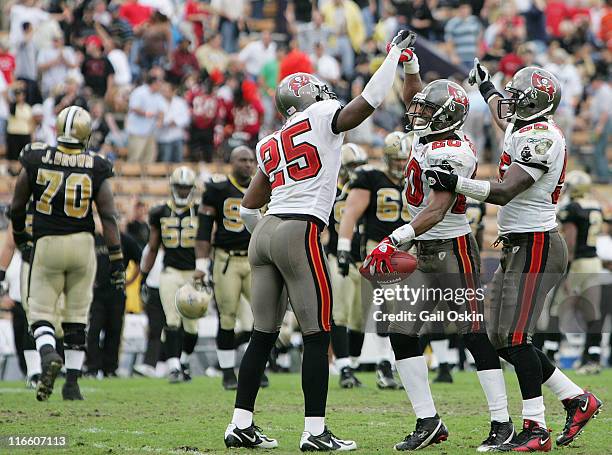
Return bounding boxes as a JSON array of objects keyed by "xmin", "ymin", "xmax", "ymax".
[
  {"xmin": 327, "ymin": 143, "xmax": 367, "ymax": 388},
  {"xmin": 466, "ymin": 197, "xmax": 486, "ymax": 250},
  {"xmin": 195, "ymin": 146, "xmax": 264, "ymax": 390},
  {"xmin": 141, "ymin": 166, "xmax": 201, "ymax": 383},
  {"xmin": 10, "ymin": 105, "xmax": 124, "ymax": 402},
  {"xmin": 337, "ymin": 131, "xmax": 410, "ymax": 389}
]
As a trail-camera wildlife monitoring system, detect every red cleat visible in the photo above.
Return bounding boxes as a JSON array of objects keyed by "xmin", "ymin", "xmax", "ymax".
[
  {"xmin": 556, "ymin": 391, "xmax": 602, "ymax": 446},
  {"xmin": 495, "ymin": 419, "xmax": 551, "ymax": 452}
]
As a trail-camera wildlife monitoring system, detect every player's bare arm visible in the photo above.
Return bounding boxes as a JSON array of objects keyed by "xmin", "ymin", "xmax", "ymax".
[
  {"xmin": 402, "ymin": 50, "xmax": 422, "ymax": 107},
  {"xmin": 338, "ymin": 189, "xmax": 370, "ymax": 242},
  {"xmin": 10, "ymin": 169, "xmax": 32, "ymax": 248},
  {"xmin": 95, "ymin": 180, "xmax": 126, "ymax": 290},
  {"xmin": 140, "ymin": 223, "xmax": 161, "ymax": 275},
  {"xmin": 194, "ymin": 204, "xmax": 216, "ymax": 283},
  {"xmin": 399, "ymin": 190, "xmax": 456, "ymax": 243},
  {"xmin": 334, "ymin": 30, "xmax": 417, "ymax": 133},
  {"xmin": 561, "ymin": 221, "xmax": 577, "ymax": 263}
]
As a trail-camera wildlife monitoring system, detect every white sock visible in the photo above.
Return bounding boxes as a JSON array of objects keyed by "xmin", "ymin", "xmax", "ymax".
[
  {"xmin": 33, "ymin": 326, "xmax": 56, "ymax": 350},
  {"xmin": 543, "ymin": 368, "xmax": 583, "ymax": 401},
  {"xmin": 477, "ymin": 369, "xmax": 510, "ymax": 422},
  {"xmin": 180, "ymin": 351, "xmax": 190, "ymax": 364},
  {"xmin": 64, "ymin": 349, "xmax": 85, "ymax": 371},
  {"xmin": 24, "ymin": 350, "xmax": 42, "ymax": 376},
  {"xmin": 522, "ymin": 396, "xmax": 546, "ymax": 428},
  {"xmin": 168, "ymin": 357, "xmax": 181, "ymax": 371},
  {"xmin": 304, "ymin": 416, "xmax": 325, "ymax": 435},
  {"xmin": 430, "ymin": 339, "xmax": 451, "ymax": 364},
  {"xmin": 335, "ymin": 357, "xmax": 351, "ymax": 370},
  {"xmin": 373, "ymin": 335, "xmax": 393, "ymax": 362},
  {"xmin": 232, "ymin": 408, "xmax": 253, "ymax": 429},
  {"xmin": 217, "ymin": 349, "xmax": 235, "ymax": 369},
  {"xmin": 396, "ymin": 356, "xmax": 437, "ymax": 419},
  {"xmin": 350, "ymin": 356, "xmax": 360, "ymax": 369}
]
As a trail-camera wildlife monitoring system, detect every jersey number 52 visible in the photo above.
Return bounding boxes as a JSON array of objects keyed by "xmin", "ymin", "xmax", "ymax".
[{"xmin": 259, "ymin": 119, "xmax": 321, "ymax": 189}]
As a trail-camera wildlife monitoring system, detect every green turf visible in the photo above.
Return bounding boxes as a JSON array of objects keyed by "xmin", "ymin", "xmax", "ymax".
[{"xmin": 0, "ymin": 370, "xmax": 609, "ymax": 454}]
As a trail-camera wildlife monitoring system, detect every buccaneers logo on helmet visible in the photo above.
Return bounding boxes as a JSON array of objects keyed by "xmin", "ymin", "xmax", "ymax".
[
  {"xmin": 531, "ymin": 72, "xmax": 556, "ymax": 101},
  {"xmin": 288, "ymin": 74, "xmax": 311, "ymax": 97},
  {"xmin": 448, "ymin": 85, "xmax": 468, "ymax": 109}
]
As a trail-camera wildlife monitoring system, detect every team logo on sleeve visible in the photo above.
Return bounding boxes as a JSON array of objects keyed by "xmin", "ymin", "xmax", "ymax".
[
  {"xmin": 447, "ymin": 85, "xmax": 468, "ymax": 110},
  {"xmin": 289, "ymin": 75, "xmax": 311, "ymax": 96},
  {"xmin": 531, "ymin": 72, "xmax": 556, "ymax": 101}
]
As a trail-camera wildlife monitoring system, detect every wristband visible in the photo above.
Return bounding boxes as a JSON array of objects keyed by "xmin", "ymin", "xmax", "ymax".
[
  {"xmin": 0, "ymin": 270, "xmax": 5, "ymax": 282},
  {"xmin": 337, "ymin": 238, "xmax": 351, "ymax": 252},
  {"xmin": 479, "ymin": 81, "xmax": 502, "ymax": 103},
  {"xmin": 390, "ymin": 224, "xmax": 415, "ymax": 247},
  {"xmin": 196, "ymin": 258, "xmax": 211, "ymax": 272},
  {"xmin": 455, "ymin": 176, "xmax": 490, "ymax": 201}
]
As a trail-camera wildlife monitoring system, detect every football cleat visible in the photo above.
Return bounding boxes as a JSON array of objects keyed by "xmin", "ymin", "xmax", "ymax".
[
  {"xmin": 36, "ymin": 350, "xmax": 63, "ymax": 402},
  {"xmin": 394, "ymin": 415, "xmax": 448, "ymax": 451},
  {"xmin": 556, "ymin": 391, "xmax": 602, "ymax": 446},
  {"xmin": 26, "ymin": 374, "xmax": 40, "ymax": 389},
  {"xmin": 300, "ymin": 427, "xmax": 357, "ymax": 451},
  {"xmin": 477, "ymin": 420, "xmax": 514, "ymax": 452},
  {"xmin": 376, "ymin": 360, "xmax": 400, "ymax": 390},
  {"xmin": 223, "ymin": 368, "xmax": 238, "ymax": 390},
  {"xmin": 133, "ymin": 363, "xmax": 156, "ymax": 378},
  {"xmin": 260, "ymin": 372, "xmax": 270, "ymax": 388},
  {"xmin": 495, "ymin": 419, "xmax": 551, "ymax": 452},
  {"xmin": 224, "ymin": 423, "xmax": 278, "ymax": 449},
  {"xmin": 62, "ymin": 381, "xmax": 84, "ymax": 400},
  {"xmin": 575, "ymin": 362, "xmax": 601, "ymax": 375},
  {"xmin": 181, "ymin": 363, "xmax": 192, "ymax": 382},
  {"xmin": 433, "ymin": 364, "xmax": 453, "ymax": 383},
  {"xmin": 168, "ymin": 368, "xmax": 182, "ymax": 384},
  {"xmin": 339, "ymin": 366, "xmax": 362, "ymax": 389}
]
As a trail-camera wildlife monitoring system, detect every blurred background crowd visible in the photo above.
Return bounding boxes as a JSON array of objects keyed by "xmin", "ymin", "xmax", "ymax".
[{"xmin": 0, "ymin": 0, "xmax": 609, "ymax": 177}]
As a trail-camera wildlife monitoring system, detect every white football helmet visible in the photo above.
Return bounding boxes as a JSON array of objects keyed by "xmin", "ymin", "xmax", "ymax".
[
  {"xmin": 170, "ymin": 166, "xmax": 196, "ymax": 206},
  {"xmin": 383, "ymin": 132, "xmax": 411, "ymax": 179},
  {"xmin": 174, "ymin": 282, "xmax": 212, "ymax": 319},
  {"xmin": 565, "ymin": 170, "xmax": 591, "ymax": 199},
  {"xmin": 340, "ymin": 143, "xmax": 367, "ymax": 180}
]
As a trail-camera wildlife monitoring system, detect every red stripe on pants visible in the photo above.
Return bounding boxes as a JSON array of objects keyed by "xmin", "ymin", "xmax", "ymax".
[{"xmin": 308, "ymin": 224, "xmax": 331, "ymax": 332}]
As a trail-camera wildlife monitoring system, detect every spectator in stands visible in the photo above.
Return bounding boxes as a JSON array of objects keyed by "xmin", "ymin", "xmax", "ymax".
[
  {"xmin": 186, "ymin": 75, "xmax": 223, "ymax": 162},
  {"xmin": 184, "ymin": 0, "xmax": 210, "ymax": 46},
  {"xmin": 522, "ymin": 0, "xmax": 547, "ymax": 53},
  {"xmin": 71, "ymin": 4, "xmax": 98, "ymax": 49},
  {"xmin": 93, "ymin": 0, "xmax": 112, "ymax": 27},
  {"xmin": 31, "ymin": 104, "xmax": 54, "ymax": 145},
  {"xmin": 119, "ymin": 0, "xmax": 152, "ymax": 29},
  {"xmin": 37, "ymin": 30, "xmax": 79, "ymax": 98},
  {"xmin": 108, "ymin": 2, "xmax": 134, "ymax": 45},
  {"xmin": 409, "ymin": 0, "xmax": 435, "ymax": 40},
  {"xmin": 226, "ymin": 80, "xmax": 264, "ymax": 149},
  {"xmin": 81, "ymin": 35, "xmax": 115, "ymax": 99},
  {"xmin": 0, "ymin": 72, "xmax": 7, "ymax": 158},
  {"xmin": 196, "ymin": 32, "xmax": 229, "ymax": 75},
  {"xmin": 89, "ymin": 100, "xmax": 111, "ymax": 152},
  {"xmin": 279, "ymin": 38, "xmax": 313, "ymax": 80},
  {"xmin": 312, "ymin": 41, "xmax": 341, "ymax": 87},
  {"xmin": 211, "ymin": 0, "xmax": 246, "ymax": 53},
  {"xmin": 8, "ymin": 0, "xmax": 52, "ymax": 48},
  {"xmin": 104, "ymin": 37, "xmax": 133, "ymax": 88},
  {"xmin": 126, "ymin": 74, "xmax": 164, "ymax": 163},
  {"xmin": 259, "ymin": 45, "xmax": 286, "ymax": 133},
  {"xmin": 286, "ymin": 0, "xmax": 320, "ymax": 54},
  {"xmin": 6, "ymin": 85, "xmax": 32, "ymax": 161},
  {"xmin": 13, "ymin": 22, "xmax": 40, "ymax": 105},
  {"xmin": 157, "ymin": 82, "xmax": 190, "ymax": 163},
  {"xmin": 168, "ymin": 38, "xmax": 199, "ymax": 85},
  {"xmin": 0, "ymin": 39, "xmax": 15, "ymax": 85},
  {"xmin": 588, "ymin": 72, "xmax": 611, "ymax": 184},
  {"xmin": 444, "ymin": 1, "xmax": 482, "ymax": 68},
  {"xmin": 239, "ymin": 30, "xmax": 277, "ymax": 79},
  {"xmin": 139, "ymin": 11, "xmax": 172, "ymax": 71},
  {"xmin": 321, "ymin": 0, "xmax": 365, "ymax": 79},
  {"xmin": 127, "ymin": 199, "xmax": 150, "ymax": 248},
  {"xmin": 53, "ymin": 74, "xmax": 88, "ymax": 115}
]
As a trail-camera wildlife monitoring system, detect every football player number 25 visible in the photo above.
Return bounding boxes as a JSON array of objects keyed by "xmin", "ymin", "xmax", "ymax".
[
  {"xmin": 36, "ymin": 169, "xmax": 92, "ymax": 218},
  {"xmin": 259, "ymin": 119, "xmax": 321, "ymax": 189}
]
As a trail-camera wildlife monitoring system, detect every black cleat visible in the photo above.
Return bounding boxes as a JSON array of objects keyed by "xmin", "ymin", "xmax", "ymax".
[
  {"xmin": 62, "ymin": 381, "xmax": 84, "ymax": 400},
  {"xmin": 477, "ymin": 420, "xmax": 514, "ymax": 452},
  {"xmin": 433, "ymin": 364, "xmax": 453, "ymax": 383},
  {"xmin": 223, "ymin": 368, "xmax": 238, "ymax": 390},
  {"xmin": 181, "ymin": 363, "xmax": 192, "ymax": 382},
  {"xmin": 395, "ymin": 415, "xmax": 449, "ymax": 450},
  {"xmin": 300, "ymin": 426, "xmax": 357, "ymax": 451},
  {"xmin": 260, "ymin": 372, "xmax": 270, "ymax": 388},
  {"xmin": 168, "ymin": 368, "xmax": 181, "ymax": 384},
  {"xmin": 36, "ymin": 350, "xmax": 63, "ymax": 402},
  {"xmin": 376, "ymin": 360, "xmax": 400, "ymax": 389},
  {"xmin": 224, "ymin": 423, "xmax": 278, "ymax": 448},
  {"xmin": 339, "ymin": 366, "xmax": 361, "ymax": 389}
]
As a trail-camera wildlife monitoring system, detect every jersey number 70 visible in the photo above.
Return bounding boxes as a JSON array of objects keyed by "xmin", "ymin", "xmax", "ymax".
[{"xmin": 259, "ymin": 119, "xmax": 322, "ymax": 189}]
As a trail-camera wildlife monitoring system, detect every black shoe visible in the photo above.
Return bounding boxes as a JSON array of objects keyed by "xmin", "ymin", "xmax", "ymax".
[
  {"xmin": 376, "ymin": 360, "xmax": 400, "ymax": 389},
  {"xmin": 168, "ymin": 368, "xmax": 181, "ymax": 384},
  {"xmin": 223, "ymin": 368, "xmax": 238, "ymax": 390},
  {"xmin": 477, "ymin": 420, "xmax": 514, "ymax": 452},
  {"xmin": 495, "ymin": 419, "xmax": 551, "ymax": 452},
  {"xmin": 62, "ymin": 381, "xmax": 84, "ymax": 400},
  {"xmin": 339, "ymin": 366, "xmax": 360, "ymax": 389},
  {"xmin": 395, "ymin": 415, "xmax": 449, "ymax": 450},
  {"xmin": 36, "ymin": 350, "xmax": 63, "ymax": 402},
  {"xmin": 300, "ymin": 426, "xmax": 357, "ymax": 451},
  {"xmin": 433, "ymin": 364, "xmax": 453, "ymax": 383},
  {"xmin": 224, "ymin": 423, "xmax": 278, "ymax": 448},
  {"xmin": 181, "ymin": 363, "xmax": 192, "ymax": 382},
  {"xmin": 260, "ymin": 372, "xmax": 270, "ymax": 388}
]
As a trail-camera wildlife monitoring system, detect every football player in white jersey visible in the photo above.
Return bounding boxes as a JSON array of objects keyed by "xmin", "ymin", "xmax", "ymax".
[
  {"xmin": 222, "ymin": 30, "xmax": 418, "ymax": 452},
  {"xmin": 425, "ymin": 61, "xmax": 602, "ymax": 451},
  {"xmin": 363, "ymin": 51, "xmax": 512, "ymax": 451}
]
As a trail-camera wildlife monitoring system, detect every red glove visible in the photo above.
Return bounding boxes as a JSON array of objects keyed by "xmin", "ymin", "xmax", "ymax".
[
  {"xmin": 362, "ymin": 237, "xmax": 396, "ymax": 275},
  {"xmin": 386, "ymin": 43, "xmax": 416, "ymax": 63}
]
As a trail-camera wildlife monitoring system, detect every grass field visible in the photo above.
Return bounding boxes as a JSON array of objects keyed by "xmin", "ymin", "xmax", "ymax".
[{"xmin": 0, "ymin": 370, "xmax": 609, "ymax": 454}]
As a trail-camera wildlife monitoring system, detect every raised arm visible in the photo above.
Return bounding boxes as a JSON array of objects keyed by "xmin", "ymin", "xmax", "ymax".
[{"xmin": 402, "ymin": 50, "xmax": 423, "ymax": 107}]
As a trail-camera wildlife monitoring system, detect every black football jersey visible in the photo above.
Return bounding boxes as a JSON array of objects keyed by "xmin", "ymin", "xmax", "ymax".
[
  {"xmin": 327, "ymin": 183, "xmax": 363, "ymax": 260},
  {"xmin": 558, "ymin": 199, "xmax": 603, "ymax": 259},
  {"xmin": 349, "ymin": 166, "xmax": 409, "ymax": 242},
  {"xmin": 149, "ymin": 202, "xmax": 199, "ymax": 270},
  {"xmin": 201, "ymin": 175, "xmax": 251, "ymax": 251},
  {"xmin": 19, "ymin": 143, "xmax": 113, "ymax": 240}
]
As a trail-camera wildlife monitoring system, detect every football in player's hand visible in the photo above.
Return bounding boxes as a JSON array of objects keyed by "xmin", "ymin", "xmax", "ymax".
[{"xmin": 359, "ymin": 250, "xmax": 417, "ymax": 283}]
